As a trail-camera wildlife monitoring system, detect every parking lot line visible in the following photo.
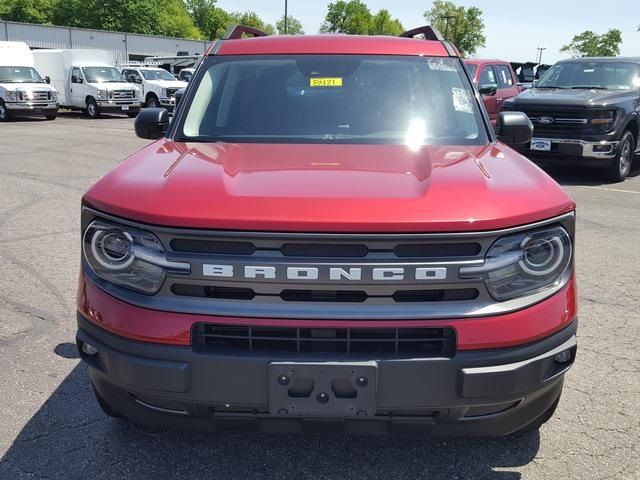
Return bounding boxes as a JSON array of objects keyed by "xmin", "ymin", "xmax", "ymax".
[{"xmin": 575, "ymin": 185, "xmax": 640, "ymax": 195}]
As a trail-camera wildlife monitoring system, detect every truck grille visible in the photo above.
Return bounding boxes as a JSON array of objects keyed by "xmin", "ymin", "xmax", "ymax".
[
  {"xmin": 509, "ymin": 106, "xmax": 598, "ymax": 135},
  {"xmin": 166, "ymin": 87, "xmax": 180, "ymax": 97},
  {"xmin": 19, "ymin": 90, "xmax": 51, "ymax": 101},
  {"xmin": 110, "ymin": 90, "xmax": 134, "ymax": 99},
  {"xmin": 192, "ymin": 324, "xmax": 456, "ymax": 357}
]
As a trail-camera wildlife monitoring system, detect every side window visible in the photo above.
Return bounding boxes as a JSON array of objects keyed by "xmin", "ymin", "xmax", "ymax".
[
  {"xmin": 495, "ymin": 65, "xmax": 514, "ymax": 88},
  {"xmin": 71, "ymin": 67, "xmax": 82, "ymax": 83},
  {"xmin": 479, "ymin": 65, "xmax": 497, "ymax": 87}
]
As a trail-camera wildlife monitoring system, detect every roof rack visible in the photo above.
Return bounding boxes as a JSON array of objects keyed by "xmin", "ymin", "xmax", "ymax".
[
  {"xmin": 222, "ymin": 24, "xmax": 270, "ymax": 40},
  {"xmin": 399, "ymin": 25, "xmax": 445, "ymax": 42}
]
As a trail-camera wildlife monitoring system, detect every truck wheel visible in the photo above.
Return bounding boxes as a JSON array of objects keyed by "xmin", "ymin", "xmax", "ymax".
[
  {"xmin": 0, "ymin": 100, "xmax": 11, "ymax": 122},
  {"xmin": 86, "ymin": 98, "xmax": 100, "ymax": 119},
  {"xmin": 45, "ymin": 113, "xmax": 57, "ymax": 121},
  {"xmin": 146, "ymin": 95, "xmax": 159, "ymax": 108},
  {"xmin": 606, "ymin": 130, "xmax": 634, "ymax": 182}
]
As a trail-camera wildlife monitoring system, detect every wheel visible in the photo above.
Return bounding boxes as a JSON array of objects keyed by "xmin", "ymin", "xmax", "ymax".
[
  {"xmin": 0, "ymin": 99, "xmax": 11, "ymax": 122},
  {"xmin": 86, "ymin": 98, "xmax": 100, "ymax": 118},
  {"xmin": 92, "ymin": 382, "xmax": 123, "ymax": 418},
  {"xmin": 45, "ymin": 113, "xmax": 57, "ymax": 121},
  {"xmin": 126, "ymin": 111, "xmax": 139, "ymax": 118},
  {"xmin": 606, "ymin": 130, "xmax": 635, "ymax": 182},
  {"xmin": 518, "ymin": 393, "xmax": 561, "ymax": 433},
  {"xmin": 146, "ymin": 95, "xmax": 159, "ymax": 108}
]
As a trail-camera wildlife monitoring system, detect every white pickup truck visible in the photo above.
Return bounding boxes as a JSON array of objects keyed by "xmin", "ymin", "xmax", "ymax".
[
  {"xmin": 120, "ymin": 65, "xmax": 187, "ymax": 111},
  {"xmin": 33, "ymin": 49, "xmax": 141, "ymax": 118},
  {"xmin": 0, "ymin": 41, "xmax": 59, "ymax": 122}
]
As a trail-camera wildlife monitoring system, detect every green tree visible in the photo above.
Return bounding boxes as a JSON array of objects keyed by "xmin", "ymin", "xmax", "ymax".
[
  {"xmin": 320, "ymin": 0, "xmax": 372, "ymax": 35},
  {"xmin": 186, "ymin": 0, "xmax": 232, "ymax": 39},
  {"xmin": 159, "ymin": 0, "xmax": 202, "ymax": 39},
  {"xmin": 0, "ymin": 0, "xmax": 55, "ymax": 24},
  {"xmin": 423, "ymin": 0, "xmax": 486, "ymax": 57},
  {"xmin": 560, "ymin": 29, "xmax": 623, "ymax": 57},
  {"xmin": 229, "ymin": 11, "xmax": 275, "ymax": 35},
  {"xmin": 369, "ymin": 9, "xmax": 403, "ymax": 36},
  {"xmin": 53, "ymin": 0, "xmax": 161, "ymax": 34},
  {"xmin": 276, "ymin": 15, "xmax": 305, "ymax": 35}
]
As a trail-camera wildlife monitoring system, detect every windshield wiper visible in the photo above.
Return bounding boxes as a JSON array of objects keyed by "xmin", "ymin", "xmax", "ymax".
[
  {"xmin": 570, "ymin": 86, "xmax": 607, "ymax": 90},
  {"xmin": 534, "ymin": 85, "xmax": 569, "ymax": 89}
]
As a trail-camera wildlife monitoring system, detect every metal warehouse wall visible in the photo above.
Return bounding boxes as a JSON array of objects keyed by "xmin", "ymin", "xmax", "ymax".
[{"xmin": 0, "ymin": 20, "xmax": 210, "ymax": 62}]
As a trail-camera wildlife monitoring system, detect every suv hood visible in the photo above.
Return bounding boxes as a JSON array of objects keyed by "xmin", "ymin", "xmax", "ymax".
[
  {"xmin": 511, "ymin": 87, "xmax": 631, "ymax": 107},
  {"xmin": 90, "ymin": 82, "xmax": 139, "ymax": 91},
  {"xmin": 84, "ymin": 141, "xmax": 574, "ymax": 233}
]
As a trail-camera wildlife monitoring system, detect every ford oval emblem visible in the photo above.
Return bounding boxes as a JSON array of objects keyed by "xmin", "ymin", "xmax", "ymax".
[{"xmin": 538, "ymin": 116, "xmax": 555, "ymax": 124}]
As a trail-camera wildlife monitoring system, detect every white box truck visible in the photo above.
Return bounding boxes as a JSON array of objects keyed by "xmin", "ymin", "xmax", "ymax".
[
  {"xmin": 33, "ymin": 49, "xmax": 141, "ymax": 118},
  {"xmin": 0, "ymin": 42, "xmax": 59, "ymax": 122}
]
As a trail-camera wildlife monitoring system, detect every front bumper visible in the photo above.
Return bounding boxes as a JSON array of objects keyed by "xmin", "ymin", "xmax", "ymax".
[
  {"xmin": 158, "ymin": 97, "xmax": 176, "ymax": 111},
  {"xmin": 77, "ymin": 313, "xmax": 577, "ymax": 436},
  {"xmin": 96, "ymin": 100, "xmax": 141, "ymax": 112},
  {"xmin": 520, "ymin": 137, "xmax": 620, "ymax": 162},
  {"xmin": 5, "ymin": 101, "xmax": 58, "ymax": 113}
]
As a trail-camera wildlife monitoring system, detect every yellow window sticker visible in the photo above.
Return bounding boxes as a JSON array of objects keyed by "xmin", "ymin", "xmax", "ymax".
[{"xmin": 310, "ymin": 77, "xmax": 343, "ymax": 88}]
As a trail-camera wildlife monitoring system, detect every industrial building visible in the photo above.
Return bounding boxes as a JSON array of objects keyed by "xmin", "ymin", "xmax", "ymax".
[{"xmin": 0, "ymin": 20, "xmax": 211, "ymax": 62}]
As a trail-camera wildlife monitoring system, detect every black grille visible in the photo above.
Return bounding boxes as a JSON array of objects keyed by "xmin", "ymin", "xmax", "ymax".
[
  {"xmin": 171, "ymin": 284, "xmax": 479, "ymax": 303},
  {"xmin": 166, "ymin": 87, "xmax": 180, "ymax": 97},
  {"xmin": 192, "ymin": 324, "xmax": 456, "ymax": 357}
]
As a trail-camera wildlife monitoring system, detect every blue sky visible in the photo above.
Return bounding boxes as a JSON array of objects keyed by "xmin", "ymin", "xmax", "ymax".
[{"xmin": 216, "ymin": 0, "xmax": 639, "ymax": 63}]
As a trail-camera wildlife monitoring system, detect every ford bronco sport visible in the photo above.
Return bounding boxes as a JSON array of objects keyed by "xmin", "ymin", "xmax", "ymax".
[{"xmin": 77, "ymin": 25, "xmax": 578, "ymax": 436}]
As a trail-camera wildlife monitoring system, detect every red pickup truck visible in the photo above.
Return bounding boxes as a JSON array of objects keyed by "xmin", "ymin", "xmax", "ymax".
[
  {"xmin": 76, "ymin": 26, "xmax": 577, "ymax": 436},
  {"xmin": 464, "ymin": 59, "xmax": 522, "ymax": 125}
]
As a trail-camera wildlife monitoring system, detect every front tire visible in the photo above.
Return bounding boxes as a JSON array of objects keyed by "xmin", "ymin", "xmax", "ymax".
[
  {"xmin": 146, "ymin": 95, "xmax": 159, "ymax": 108},
  {"xmin": 45, "ymin": 113, "xmax": 57, "ymax": 121},
  {"xmin": 606, "ymin": 130, "xmax": 635, "ymax": 182},
  {"xmin": 0, "ymin": 100, "xmax": 11, "ymax": 122},
  {"xmin": 86, "ymin": 98, "xmax": 100, "ymax": 119}
]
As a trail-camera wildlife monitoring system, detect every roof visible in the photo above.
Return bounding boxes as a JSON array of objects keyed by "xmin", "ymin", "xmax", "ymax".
[
  {"xmin": 216, "ymin": 34, "xmax": 450, "ymax": 57},
  {"xmin": 463, "ymin": 59, "xmax": 510, "ymax": 65},
  {"xmin": 556, "ymin": 56, "xmax": 640, "ymax": 64}
]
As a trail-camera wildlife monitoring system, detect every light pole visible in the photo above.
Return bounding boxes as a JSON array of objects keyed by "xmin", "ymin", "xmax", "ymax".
[
  {"xmin": 536, "ymin": 46, "xmax": 547, "ymax": 65},
  {"xmin": 441, "ymin": 14, "xmax": 456, "ymax": 39},
  {"xmin": 284, "ymin": 0, "xmax": 288, "ymax": 34}
]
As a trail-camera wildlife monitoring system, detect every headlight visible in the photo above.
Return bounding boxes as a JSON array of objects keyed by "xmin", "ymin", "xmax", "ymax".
[
  {"xmin": 460, "ymin": 226, "xmax": 572, "ymax": 301},
  {"xmin": 51, "ymin": 91, "xmax": 58, "ymax": 101},
  {"xmin": 591, "ymin": 110, "xmax": 616, "ymax": 128},
  {"xmin": 6, "ymin": 91, "xmax": 18, "ymax": 102},
  {"xmin": 96, "ymin": 90, "xmax": 108, "ymax": 100},
  {"xmin": 83, "ymin": 220, "xmax": 189, "ymax": 294}
]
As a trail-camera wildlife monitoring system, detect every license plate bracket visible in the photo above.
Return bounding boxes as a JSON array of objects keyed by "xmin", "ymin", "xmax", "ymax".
[
  {"xmin": 530, "ymin": 138, "xmax": 552, "ymax": 151},
  {"xmin": 121, "ymin": 105, "xmax": 129, "ymax": 111},
  {"xmin": 269, "ymin": 362, "xmax": 377, "ymax": 417}
]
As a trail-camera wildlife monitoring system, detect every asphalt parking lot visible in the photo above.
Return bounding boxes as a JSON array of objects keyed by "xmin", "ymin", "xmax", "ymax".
[{"xmin": 0, "ymin": 113, "xmax": 638, "ymax": 480}]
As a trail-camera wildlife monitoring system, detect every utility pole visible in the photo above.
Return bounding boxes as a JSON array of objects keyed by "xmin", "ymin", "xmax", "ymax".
[
  {"xmin": 284, "ymin": 0, "xmax": 288, "ymax": 34},
  {"xmin": 536, "ymin": 46, "xmax": 547, "ymax": 65},
  {"xmin": 441, "ymin": 14, "xmax": 456, "ymax": 39}
]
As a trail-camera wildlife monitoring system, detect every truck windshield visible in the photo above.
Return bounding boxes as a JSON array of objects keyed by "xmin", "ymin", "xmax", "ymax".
[
  {"xmin": 537, "ymin": 61, "xmax": 640, "ymax": 90},
  {"xmin": 178, "ymin": 55, "xmax": 487, "ymax": 146},
  {"xmin": 82, "ymin": 67, "xmax": 125, "ymax": 83},
  {"xmin": 141, "ymin": 69, "xmax": 176, "ymax": 81},
  {"xmin": 0, "ymin": 66, "xmax": 44, "ymax": 83}
]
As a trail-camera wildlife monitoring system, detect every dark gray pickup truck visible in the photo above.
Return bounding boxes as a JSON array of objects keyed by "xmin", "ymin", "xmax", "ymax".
[{"xmin": 502, "ymin": 57, "xmax": 640, "ymax": 181}]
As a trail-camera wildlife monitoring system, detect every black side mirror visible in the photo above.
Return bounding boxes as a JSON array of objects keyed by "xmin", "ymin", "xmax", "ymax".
[
  {"xmin": 45, "ymin": 76, "xmax": 50, "ymax": 84},
  {"xmin": 72, "ymin": 76, "xmax": 83, "ymax": 84},
  {"xmin": 135, "ymin": 77, "xmax": 143, "ymax": 84},
  {"xmin": 479, "ymin": 84, "xmax": 498, "ymax": 96},
  {"xmin": 496, "ymin": 112, "xmax": 533, "ymax": 145},
  {"xmin": 135, "ymin": 108, "xmax": 170, "ymax": 140}
]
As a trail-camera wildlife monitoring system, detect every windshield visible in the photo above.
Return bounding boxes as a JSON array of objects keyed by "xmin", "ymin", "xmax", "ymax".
[
  {"xmin": 537, "ymin": 61, "xmax": 640, "ymax": 90},
  {"xmin": 0, "ymin": 66, "xmax": 44, "ymax": 83},
  {"xmin": 179, "ymin": 55, "xmax": 487, "ymax": 146},
  {"xmin": 141, "ymin": 69, "xmax": 176, "ymax": 81},
  {"xmin": 464, "ymin": 63, "xmax": 478, "ymax": 79},
  {"xmin": 82, "ymin": 67, "xmax": 125, "ymax": 83}
]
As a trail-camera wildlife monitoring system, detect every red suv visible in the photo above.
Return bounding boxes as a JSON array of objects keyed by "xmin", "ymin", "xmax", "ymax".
[
  {"xmin": 77, "ymin": 26, "xmax": 577, "ymax": 436},
  {"xmin": 464, "ymin": 59, "xmax": 522, "ymax": 126}
]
